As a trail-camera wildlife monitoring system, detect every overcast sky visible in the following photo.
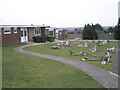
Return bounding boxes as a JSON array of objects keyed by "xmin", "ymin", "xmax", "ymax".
[{"xmin": 0, "ymin": 0, "xmax": 119, "ymax": 27}]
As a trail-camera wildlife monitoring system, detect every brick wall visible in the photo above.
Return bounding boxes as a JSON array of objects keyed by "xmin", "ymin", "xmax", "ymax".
[
  {"xmin": 45, "ymin": 28, "xmax": 49, "ymax": 36},
  {"xmin": 41, "ymin": 27, "xmax": 46, "ymax": 36},
  {"xmin": 28, "ymin": 27, "xmax": 34, "ymax": 41},
  {"xmin": 2, "ymin": 28, "xmax": 20, "ymax": 45}
]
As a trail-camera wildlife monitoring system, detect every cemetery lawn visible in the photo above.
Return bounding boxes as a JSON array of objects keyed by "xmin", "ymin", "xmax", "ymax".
[
  {"xmin": 2, "ymin": 44, "xmax": 104, "ymax": 88},
  {"xmin": 24, "ymin": 41, "xmax": 118, "ymax": 71}
]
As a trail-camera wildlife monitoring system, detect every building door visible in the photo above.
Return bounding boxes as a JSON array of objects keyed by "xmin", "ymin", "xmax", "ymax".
[{"xmin": 20, "ymin": 27, "xmax": 28, "ymax": 43}]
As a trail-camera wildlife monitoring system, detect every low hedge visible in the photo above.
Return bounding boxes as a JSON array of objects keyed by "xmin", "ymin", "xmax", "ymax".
[
  {"xmin": 47, "ymin": 36, "xmax": 55, "ymax": 42},
  {"xmin": 32, "ymin": 36, "xmax": 47, "ymax": 43},
  {"xmin": 32, "ymin": 36, "xmax": 55, "ymax": 43}
]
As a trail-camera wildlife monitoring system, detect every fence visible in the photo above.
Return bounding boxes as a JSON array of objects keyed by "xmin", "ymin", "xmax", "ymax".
[
  {"xmin": 98, "ymin": 33, "xmax": 114, "ymax": 39},
  {"xmin": 66, "ymin": 34, "xmax": 82, "ymax": 39},
  {"xmin": 58, "ymin": 33, "xmax": 114, "ymax": 40}
]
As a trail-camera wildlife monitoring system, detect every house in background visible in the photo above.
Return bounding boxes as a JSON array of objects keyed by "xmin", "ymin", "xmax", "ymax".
[
  {"xmin": 0, "ymin": 25, "xmax": 49, "ymax": 45},
  {"xmin": 45, "ymin": 27, "xmax": 56, "ymax": 37},
  {"xmin": 55, "ymin": 28, "xmax": 64, "ymax": 40}
]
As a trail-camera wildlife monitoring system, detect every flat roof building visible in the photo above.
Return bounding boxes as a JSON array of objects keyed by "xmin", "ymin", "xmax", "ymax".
[{"xmin": 0, "ymin": 25, "xmax": 49, "ymax": 45}]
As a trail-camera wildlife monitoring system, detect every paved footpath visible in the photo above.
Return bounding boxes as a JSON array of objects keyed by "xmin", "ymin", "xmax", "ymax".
[
  {"xmin": 112, "ymin": 46, "xmax": 119, "ymax": 75},
  {"xmin": 14, "ymin": 42, "xmax": 119, "ymax": 88}
]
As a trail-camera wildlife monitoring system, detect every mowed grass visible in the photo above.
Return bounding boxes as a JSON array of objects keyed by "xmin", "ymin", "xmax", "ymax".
[
  {"xmin": 24, "ymin": 41, "xmax": 118, "ymax": 71},
  {"xmin": 2, "ymin": 44, "xmax": 104, "ymax": 88}
]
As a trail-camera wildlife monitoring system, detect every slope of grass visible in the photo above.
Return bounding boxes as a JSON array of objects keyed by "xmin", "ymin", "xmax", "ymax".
[
  {"xmin": 24, "ymin": 41, "xmax": 117, "ymax": 71},
  {"xmin": 2, "ymin": 44, "xmax": 104, "ymax": 88}
]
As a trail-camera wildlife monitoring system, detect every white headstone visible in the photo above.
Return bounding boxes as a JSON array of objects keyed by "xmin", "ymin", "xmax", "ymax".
[
  {"xmin": 82, "ymin": 58, "xmax": 86, "ymax": 61},
  {"xmin": 101, "ymin": 61, "xmax": 106, "ymax": 65},
  {"xmin": 107, "ymin": 58, "xmax": 110, "ymax": 62}
]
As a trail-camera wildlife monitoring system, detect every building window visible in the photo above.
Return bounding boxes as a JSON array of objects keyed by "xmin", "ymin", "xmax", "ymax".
[
  {"xmin": 14, "ymin": 27, "xmax": 17, "ymax": 33},
  {"xmin": 49, "ymin": 31, "xmax": 53, "ymax": 36},
  {"xmin": 34, "ymin": 29, "xmax": 38, "ymax": 34},
  {"xmin": 4, "ymin": 27, "xmax": 11, "ymax": 34},
  {"xmin": 34, "ymin": 28, "xmax": 41, "ymax": 35}
]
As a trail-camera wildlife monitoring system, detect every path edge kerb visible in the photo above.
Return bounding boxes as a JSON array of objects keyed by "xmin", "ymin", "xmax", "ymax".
[{"xmin": 13, "ymin": 42, "xmax": 118, "ymax": 88}]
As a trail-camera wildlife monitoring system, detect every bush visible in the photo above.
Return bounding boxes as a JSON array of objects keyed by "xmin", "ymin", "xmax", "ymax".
[
  {"xmin": 47, "ymin": 36, "xmax": 55, "ymax": 42},
  {"xmin": 32, "ymin": 36, "xmax": 37, "ymax": 42},
  {"xmin": 114, "ymin": 26, "xmax": 120, "ymax": 40},
  {"xmin": 32, "ymin": 36, "xmax": 47, "ymax": 43}
]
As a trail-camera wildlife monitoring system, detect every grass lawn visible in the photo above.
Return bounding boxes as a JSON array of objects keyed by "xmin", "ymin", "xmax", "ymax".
[
  {"xmin": 24, "ymin": 41, "xmax": 118, "ymax": 71},
  {"xmin": 2, "ymin": 44, "xmax": 104, "ymax": 88}
]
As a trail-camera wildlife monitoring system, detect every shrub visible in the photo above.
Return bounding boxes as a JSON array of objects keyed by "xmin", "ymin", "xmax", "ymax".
[
  {"xmin": 47, "ymin": 36, "xmax": 55, "ymax": 42},
  {"xmin": 32, "ymin": 36, "xmax": 47, "ymax": 43},
  {"xmin": 32, "ymin": 36, "xmax": 37, "ymax": 42},
  {"xmin": 114, "ymin": 26, "xmax": 120, "ymax": 40}
]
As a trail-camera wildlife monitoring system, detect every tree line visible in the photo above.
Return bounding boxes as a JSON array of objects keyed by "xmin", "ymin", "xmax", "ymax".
[{"xmin": 82, "ymin": 23, "xmax": 120, "ymax": 40}]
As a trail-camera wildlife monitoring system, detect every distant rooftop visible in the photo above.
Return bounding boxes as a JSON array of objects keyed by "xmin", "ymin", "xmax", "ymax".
[{"xmin": 0, "ymin": 25, "xmax": 48, "ymax": 28}]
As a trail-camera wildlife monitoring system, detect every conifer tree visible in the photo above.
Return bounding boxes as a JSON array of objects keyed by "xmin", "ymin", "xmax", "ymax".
[
  {"xmin": 82, "ymin": 24, "xmax": 98, "ymax": 40},
  {"xmin": 114, "ymin": 18, "xmax": 120, "ymax": 40}
]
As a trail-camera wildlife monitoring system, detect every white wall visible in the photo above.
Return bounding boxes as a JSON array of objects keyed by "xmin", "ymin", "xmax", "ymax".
[{"xmin": 118, "ymin": 1, "xmax": 120, "ymax": 18}]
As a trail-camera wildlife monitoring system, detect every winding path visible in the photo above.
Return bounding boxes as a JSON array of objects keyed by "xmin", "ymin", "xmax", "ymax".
[{"xmin": 14, "ymin": 42, "xmax": 119, "ymax": 88}]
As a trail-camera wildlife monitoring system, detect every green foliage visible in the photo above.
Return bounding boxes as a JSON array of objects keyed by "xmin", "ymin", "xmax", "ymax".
[
  {"xmin": 82, "ymin": 24, "xmax": 98, "ymax": 40},
  {"xmin": 93, "ymin": 23, "xmax": 103, "ymax": 30},
  {"xmin": 32, "ymin": 36, "xmax": 37, "ymax": 42},
  {"xmin": 47, "ymin": 36, "xmax": 55, "ymax": 42},
  {"xmin": 114, "ymin": 26, "xmax": 120, "ymax": 40},
  {"xmin": 107, "ymin": 27, "xmax": 114, "ymax": 33},
  {"xmin": 32, "ymin": 36, "xmax": 47, "ymax": 43},
  {"xmin": 103, "ymin": 30, "xmax": 107, "ymax": 34},
  {"xmin": 105, "ymin": 27, "xmax": 117, "ymax": 34}
]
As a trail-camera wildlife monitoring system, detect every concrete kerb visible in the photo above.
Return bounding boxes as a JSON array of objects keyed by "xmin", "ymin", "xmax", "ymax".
[{"xmin": 14, "ymin": 40, "xmax": 119, "ymax": 88}]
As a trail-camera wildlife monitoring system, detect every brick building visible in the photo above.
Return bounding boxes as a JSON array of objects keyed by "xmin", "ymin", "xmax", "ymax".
[{"xmin": 0, "ymin": 25, "xmax": 49, "ymax": 45}]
